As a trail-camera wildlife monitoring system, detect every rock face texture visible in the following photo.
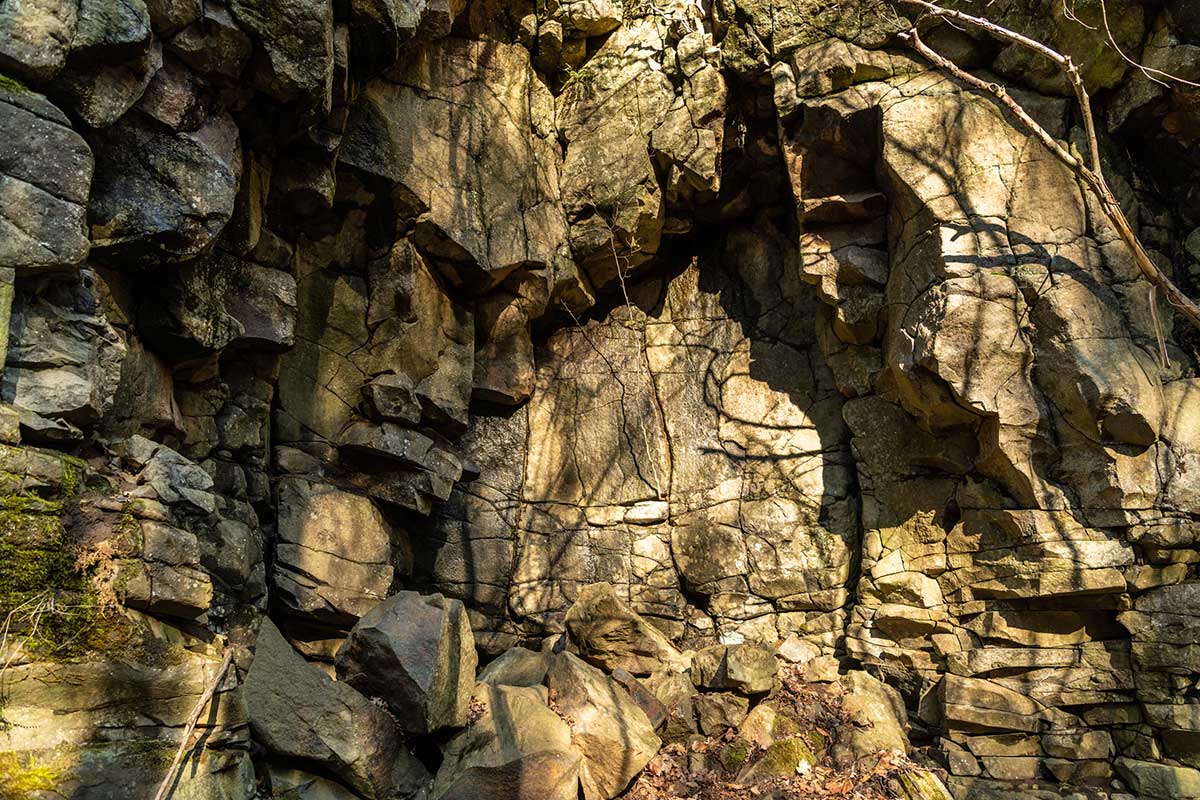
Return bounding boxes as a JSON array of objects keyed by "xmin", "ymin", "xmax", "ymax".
[{"xmin": 3, "ymin": 0, "xmax": 1200, "ymax": 798}]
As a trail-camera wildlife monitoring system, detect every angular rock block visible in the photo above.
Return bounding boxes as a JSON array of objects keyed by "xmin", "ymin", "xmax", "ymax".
[
  {"xmin": 433, "ymin": 682, "xmax": 582, "ymax": 800},
  {"xmin": 565, "ymin": 582, "xmax": 687, "ymax": 676},
  {"xmin": 545, "ymin": 651, "xmax": 661, "ymax": 800},
  {"xmin": 246, "ymin": 619, "xmax": 430, "ymax": 799},
  {"xmin": 336, "ymin": 590, "xmax": 478, "ymax": 733}
]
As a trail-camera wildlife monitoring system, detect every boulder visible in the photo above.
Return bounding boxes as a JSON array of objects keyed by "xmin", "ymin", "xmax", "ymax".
[
  {"xmin": 694, "ymin": 692, "xmax": 749, "ymax": 735},
  {"xmin": 478, "ymin": 646, "xmax": 550, "ymax": 688},
  {"xmin": 838, "ymin": 670, "xmax": 910, "ymax": 761},
  {"xmin": 245, "ymin": 619, "xmax": 430, "ymax": 799},
  {"xmin": 735, "ymin": 736, "xmax": 824, "ymax": 786},
  {"xmin": 144, "ymin": 0, "xmax": 201, "ymax": 35},
  {"xmin": 273, "ymin": 478, "xmax": 395, "ymax": 624},
  {"xmin": 1115, "ymin": 758, "xmax": 1200, "ymax": 800},
  {"xmin": 644, "ymin": 669, "xmax": 699, "ymax": 742},
  {"xmin": 564, "ymin": 582, "xmax": 687, "ymax": 675},
  {"xmin": 612, "ymin": 667, "xmax": 668, "ymax": 729},
  {"xmin": 739, "ymin": 702, "xmax": 802, "ymax": 749},
  {"xmin": 0, "ymin": 84, "xmax": 93, "ymax": 274},
  {"xmin": 47, "ymin": 1, "xmax": 161, "ymax": 128},
  {"xmin": 552, "ymin": 0, "xmax": 621, "ymax": 36},
  {"xmin": 545, "ymin": 652, "xmax": 661, "ymax": 799},
  {"xmin": 433, "ymin": 683, "xmax": 582, "ymax": 800},
  {"xmin": 691, "ymin": 643, "xmax": 778, "ymax": 695},
  {"xmin": 167, "ymin": 2, "xmax": 252, "ymax": 78},
  {"xmin": 335, "ymin": 590, "xmax": 478, "ymax": 733},
  {"xmin": 267, "ymin": 764, "xmax": 360, "ymax": 800},
  {"xmin": 0, "ymin": 0, "xmax": 79, "ymax": 82},
  {"xmin": 87, "ymin": 109, "xmax": 241, "ymax": 264}
]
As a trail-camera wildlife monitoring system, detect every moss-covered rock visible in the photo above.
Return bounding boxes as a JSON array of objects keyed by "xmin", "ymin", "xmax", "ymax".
[
  {"xmin": 734, "ymin": 735, "xmax": 825, "ymax": 785},
  {"xmin": 0, "ymin": 749, "xmax": 68, "ymax": 799}
]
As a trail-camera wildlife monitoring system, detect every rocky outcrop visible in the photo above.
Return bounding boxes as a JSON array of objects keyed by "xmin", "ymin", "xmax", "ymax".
[
  {"xmin": 433, "ymin": 682, "xmax": 583, "ymax": 800},
  {"xmin": 3, "ymin": 1, "xmax": 1200, "ymax": 799}
]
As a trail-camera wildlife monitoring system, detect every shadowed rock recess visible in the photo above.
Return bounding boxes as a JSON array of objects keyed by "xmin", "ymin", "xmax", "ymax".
[{"xmin": 4, "ymin": 0, "xmax": 1200, "ymax": 798}]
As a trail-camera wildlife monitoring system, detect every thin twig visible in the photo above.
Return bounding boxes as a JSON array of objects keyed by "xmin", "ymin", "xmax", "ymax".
[
  {"xmin": 895, "ymin": 12, "xmax": 1200, "ymax": 331},
  {"xmin": 1095, "ymin": 0, "xmax": 1200, "ymax": 89},
  {"xmin": 152, "ymin": 647, "xmax": 235, "ymax": 800}
]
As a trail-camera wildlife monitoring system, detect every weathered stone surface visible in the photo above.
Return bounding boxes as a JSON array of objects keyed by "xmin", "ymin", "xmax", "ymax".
[
  {"xmin": 565, "ymin": 582, "xmax": 687, "ymax": 675},
  {"xmin": 48, "ymin": 6, "xmax": 161, "ymax": 128},
  {"xmin": 246, "ymin": 619, "xmax": 429, "ymax": 799},
  {"xmin": 433, "ymin": 682, "xmax": 582, "ymax": 800},
  {"xmin": 942, "ymin": 674, "xmax": 1046, "ymax": 734},
  {"xmin": 341, "ymin": 38, "xmax": 573, "ymax": 293},
  {"xmin": 273, "ymin": 478, "xmax": 395, "ymax": 624},
  {"xmin": 5, "ymin": 5, "xmax": 1200, "ymax": 797},
  {"xmin": 145, "ymin": 0, "xmax": 202, "ymax": 36},
  {"xmin": 122, "ymin": 519, "xmax": 214, "ymax": 619},
  {"xmin": 692, "ymin": 643, "xmax": 778, "ymax": 695},
  {"xmin": 0, "ymin": 644, "xmax": 253, "ymax": 799},
  {"xmin": 335, "ymin": 590, "xmax": 478, "ymax": 733},
  {"xmin": 267, "ymin": 764, "xmax": 361, "ymax": 800},
  {"xmin": 473, "ymin": 289, "xmax": 537, "ymax": 405},
  {"xmin": 278, "ymin": 235, "xmax": 473, "ymax": 455},
  {"xmin": 839, "ymin": 670, "xmax": 909, "ymax": 760},
  {"xmin": 229, "ymin": 0, "xmax": 333, "ymax": 120},
  {"xmin": 2, "ymin": 271, "xmax": 125, "ymax": 440},
  {"xmin": 0, "ymin": 0, "xmax": 78, "ymax": 82},
  {"xmin": 1116, "ymin": 758, "xmax": 1200, "ymax": 800},
  {"xmin": 87, "ymin": 110, "xmax": 241, "ymax": 264},
  {"xmin": 735, "ymin": 737, "xmax": 823, "ymax": 786},
  {"xmin": 220, "ymin": 262, "xmax": 297, "ymax": 350},
  {"xmin": 0, "ymin": 85, "xmax": 93, "ymax": 273},
  {"xmin": 478, "ymin": 646, "xmax": 550, "ymax": 687},
  {"xmin": 545, "ymin": 651, "xmax": 661, "ymax": 799},
  {"xmin": 168, "ymin": 2, "xmax": 252, "ymax": 78},
  {"xmin": 694, "ymin": 691, "xmax": 749, "ymax": 735},
  {"xmin": 553, "ymin": 0, "xmax": 621, "ymax": 36},
  {"xmin": 644, "ymin": 668, "xmax": 699, "ymax": 741},
  {"xmin": 557, "ymin": 18, "xmax": 674, "ymax": 288}
]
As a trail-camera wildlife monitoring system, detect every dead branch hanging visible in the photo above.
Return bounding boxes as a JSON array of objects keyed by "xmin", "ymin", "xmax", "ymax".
[
  {"xmin": 152, "ymin": 647, "xmax": 235, "ymax": 800},
  {"xmin": 895, "ymin": 0, "xmax": 1200, "ymax": 339}
]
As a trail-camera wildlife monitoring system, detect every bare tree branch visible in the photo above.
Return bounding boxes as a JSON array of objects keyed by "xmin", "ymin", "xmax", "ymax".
[
  {"xmin": 152, "ymin": 647, "xmax": 235, "ymax": 800},
  {"xmin": 895, "ymin": 1, "xmax": 1200, "ymax": 334},
  {"xmin": 1094, "ymin": 0, "xmax": 1200, "ymax": 89}
]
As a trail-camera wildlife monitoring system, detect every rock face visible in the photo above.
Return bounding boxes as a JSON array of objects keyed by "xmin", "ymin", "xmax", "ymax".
[
  {"xmin": 341, "ymin": 37, "xmax": 573, "ymax": 294},
  {"xmin": 3, "ymin": 1, "xmax": 1200, "ymax": 799},
  {"xmin": 273, "ymin": 477, "xmax": 396, "ymax": 623},
  {"xmin": 565, "ymin": 581, "xmax": 688, "ymax": 675},
  {"xmin": 0, "ymin": 84, "xmax": 93, "ymax": 273}
]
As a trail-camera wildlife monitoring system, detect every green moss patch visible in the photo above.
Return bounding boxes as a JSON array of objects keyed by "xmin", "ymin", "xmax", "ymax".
[
  {"xmin": 0, "ymin": 493, "xmax": 103, "ymax": 660},
  {"xmin": 0, "ymin": 750, "xmax": 67, "ymax": 799},
  {"xmin": 0, "ymin": 74, "xmax": 29, "ymax": 94}
]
